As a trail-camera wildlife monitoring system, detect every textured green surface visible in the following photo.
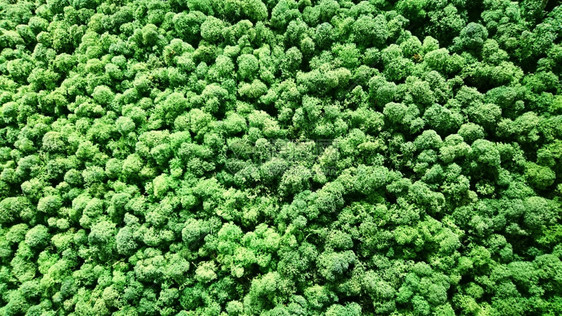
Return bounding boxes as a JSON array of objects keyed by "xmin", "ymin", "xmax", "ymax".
[{"xmin": 0, "ymin": 0, "xmax": 561, "ymax": 315}]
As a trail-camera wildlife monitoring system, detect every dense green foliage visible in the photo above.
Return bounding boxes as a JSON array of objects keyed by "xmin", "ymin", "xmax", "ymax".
[{"xmin": 0, "ymin": 0, "xmax": 561, "ymax": 315}]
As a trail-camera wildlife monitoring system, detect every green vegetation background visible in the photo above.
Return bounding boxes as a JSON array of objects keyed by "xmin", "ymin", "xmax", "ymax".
[{"xmin": 0, "ymin": 0, "xmax": 561, "ymax": 315}]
